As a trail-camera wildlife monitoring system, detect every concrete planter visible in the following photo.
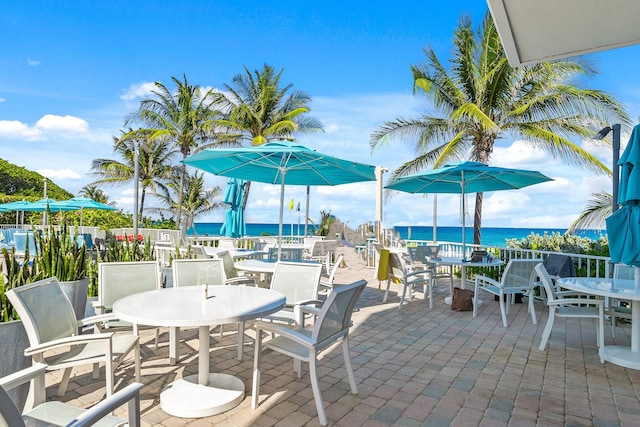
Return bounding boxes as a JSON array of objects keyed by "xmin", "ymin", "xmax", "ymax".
[
  {"xmin": 59, "ymin": 277, "xmax": 90, "ymax": 320},
  {"xmin": 0, "ymin": 320, "xmax": 30, "ymax": 409}
]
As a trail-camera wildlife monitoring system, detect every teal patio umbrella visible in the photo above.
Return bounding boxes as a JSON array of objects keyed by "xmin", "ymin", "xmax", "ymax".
[
  {"xmin": 607, "ymin": 124, "xmax": 640, "ymax": 269},
  {"xmin": 182, "ymin": 141, "xmax": 376, "ymax": 259},
  {"xmin": 52, "ymin": 197, "xmax": 118, "ymax": 232},
  {"xmin": 386, "ymin": 161, "xmax": 552, "ymax": 258},
  {"xmin": 219, "ymin": 178, "xmax": 247, "ymax": 238}
]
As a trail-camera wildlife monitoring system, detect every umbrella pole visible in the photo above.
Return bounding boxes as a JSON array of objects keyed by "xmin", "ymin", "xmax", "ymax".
[
  {"xmin": 277, "ymin": 172, "xmax": 286, "ymax": 261},
  {"xmin": 634, "ymin": 267, "xmax": 640, "ymax": 352},
  {"xmin": 304, "ymin": 186, "xmax": 310, "ymax": 236}
]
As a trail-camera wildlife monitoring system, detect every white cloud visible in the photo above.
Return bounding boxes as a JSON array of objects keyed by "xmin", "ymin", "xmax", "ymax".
[
  {"xmin": 37, "ymin": 168, "xmax": 82, "ymax": 180},
  {"xmin": 120, "ymin": 81, "xmax": 157, "ymax": 101},
  {"xmin": 0, "ymin": 97, "xmax": 5, "ymax": 102},
  {"xmin": 0, "ymin": 120, "xmax": 43, "ymax": 141},
  {"xmin": 27, "ymin": 58, "xmax": 40, "ymax": 66},
  {"xmin": 35, "ymin": 114, "xmax": 89, "ymax": 133}
]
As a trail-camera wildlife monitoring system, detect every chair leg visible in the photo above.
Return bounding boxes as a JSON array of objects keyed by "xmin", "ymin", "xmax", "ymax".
[
  {"xmin": 251, "ymin": 329, "xmax": 263, "ymax": 409},
  {"xmin": 539, "ymin": 310, "xmax": 556, "ymax": 351},
  {"xmin": 398, "ymin": 282, "xmax": 409, "ymax": 309},
  {"xmin": 57, "ymin": 367, "xmax": 73, "ymax": 397},
  {"xmin": 499, "ymin": 292, "xmax": 508, "ymax": 328},
  {"xmin": 309, "ymin": 354, "xmax": 327, "ymax": 426},
  {"xmin": 598, "ymin": 304, "xmax": 605, "ymax": 363},
  {"xmin": 106, "ymin": 351, "xmax": 114, "ymax": 397},
  {"xmin": 342, "ymin": 336, "xmax": 358, "ymax": 394},
  {"xmin": 528, "ymin": 290, "xmax": 538, "ymax": 325}
]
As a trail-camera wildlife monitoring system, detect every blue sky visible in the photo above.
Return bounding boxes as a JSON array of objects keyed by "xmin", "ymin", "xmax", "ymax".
[{"xmin": 1, "ymin": 1, "xmax": 640, "ymax": 231}]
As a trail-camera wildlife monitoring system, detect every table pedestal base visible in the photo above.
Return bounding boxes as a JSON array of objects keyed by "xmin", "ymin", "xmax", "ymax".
[
  {"xmin": 160, "ymin": 373, "xmax": 245, "ymax": 418},
  {"xmin": 603, "ymin": 345, "xmax": 640, "ymax": 370}
]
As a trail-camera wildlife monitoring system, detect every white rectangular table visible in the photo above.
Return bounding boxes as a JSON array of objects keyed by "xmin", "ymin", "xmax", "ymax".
[{"xmin": 113, "ymin": 286, "xmax": 285, "ymax": 418}]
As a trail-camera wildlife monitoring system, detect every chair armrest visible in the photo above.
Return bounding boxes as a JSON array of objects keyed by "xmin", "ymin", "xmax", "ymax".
[
  {"xmin": 254, "ymin": 321, "xmax": 314, "ymax": 346},
  {"xmin": 549, "ymin": 298, "xmax": 604, "ymax": 307},
  {"xmin": 226, "ymin": 276, "xmax": 257, "ymax": 286},
  {"xmin": 405, "ymin": 269, "xmax": 432, "ymax": 279},
  {"xmin": 78, "ymin": 313, "xmax": 118, "ymax": 327},
  {"xmin": 24, "ymin": 332, "xmax": 116, "ymax": 356},
  {"xmin": 475, "ymin": 274, "xmax": 501, "ymax": 288},
  {"xmin": 66, "ymin": 382, "xmax": 143, "ymax": 427},
  {"xmin": 0, "ymin": 363, "xmax": 47, "ymax": 390},
  {"xmin": 299, "ymin": 304, "xmax": 322, "ymax": 317}
]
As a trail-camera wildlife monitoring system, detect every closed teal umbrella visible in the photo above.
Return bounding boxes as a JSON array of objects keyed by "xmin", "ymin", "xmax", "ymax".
[
  {"xmin": 386, "ymin": 161, "xmax": 552, "ymax": 258},
  {"xmin": 219, "ymin": 178, "xmax": 247, "ymax": 238},
  {"xmin": 607, "ymin": 124, "xmax": 640, "ymax": 268},
  {"xmin": 182, "ymin": 141, "xmax": 376, "ymax": 259}
]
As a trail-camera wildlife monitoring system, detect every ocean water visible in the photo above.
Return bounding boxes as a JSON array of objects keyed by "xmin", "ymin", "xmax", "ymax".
[{"xmin": 188, "ymin": 223, "xmax": 606, "ymax": 247}]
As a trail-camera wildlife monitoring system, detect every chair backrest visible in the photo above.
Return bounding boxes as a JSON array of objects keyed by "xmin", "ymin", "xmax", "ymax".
[
  {"xmin": 97, "ymin": 261, "xmax": 160, "ymax": 310},
  {"xmin": 408, "ymin": 245, "xmax": 439, "ymax": 264},
  {"xmin": 501, "ymin": 259, "xmax": 542, "ymax": 289},
  {"xmin": 0, "ymin": 384, "xmax": 25, "ymax": 427},
  {"xmin": 534, "ymin": 263, "xmax": 558, "ymax": 303},
  {"xmin": 268, "ymin": 247, "xmax": 304, "ymax": 261},
  {"xmin": 388, "ymin": 252, "xmax": 407, "ymax": 279},
  {"xmin": 6, "ymin": 277, "xmax": 78, "ymax": 346},
  {"xmin": 614, "ymin": 263, "xmax": 635, "ymax": 280},
  {"xmin": 216, "ymin": 250, "xmax": 239, "ymax": 279},
  {"xmin": 270, "ymin": 261, "xmax": 323, "ymax": 305},
  {"xmin": 172, "ymin": 259, "xmax": 225, "ymax": 287},
  {"xmin": 313, "ymin": 280, "xmax": 367, "ymax": 345}
]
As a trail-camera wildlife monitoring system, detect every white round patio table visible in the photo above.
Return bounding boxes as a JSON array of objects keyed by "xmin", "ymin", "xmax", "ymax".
[
  {"xmin": 557, "ymin": 276, "xmax": 640, "ymax": 370},
  {"xmin": 113, "ymin": 286, "xmax": 285, "ymax": 418},
  {"xmin": 234, "ymin": 259, "xmax": 278, "ymax": 274}
]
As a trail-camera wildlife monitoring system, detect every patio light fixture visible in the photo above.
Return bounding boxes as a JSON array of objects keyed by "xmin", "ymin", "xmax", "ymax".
[{"xmin": 593, "ymin": 124, "xmax": 621, "ymax": 213}]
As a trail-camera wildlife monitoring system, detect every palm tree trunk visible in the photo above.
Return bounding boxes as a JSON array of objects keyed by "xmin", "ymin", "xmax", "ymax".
[{"xmin": 473, "ymin": 192, "xmax": 483, "ymax": 245}]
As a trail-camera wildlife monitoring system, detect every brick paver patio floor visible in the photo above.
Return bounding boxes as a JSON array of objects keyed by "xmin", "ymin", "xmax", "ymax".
[{"xmin": 41, "ymin": 246, "xmax": 640, "ymax": 426}]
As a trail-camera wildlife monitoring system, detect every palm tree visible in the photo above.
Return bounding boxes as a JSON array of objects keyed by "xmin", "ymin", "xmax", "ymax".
[
  {"xmin": 371, "ymin": 13, "xmax": 631, "ymax": 245},
  {"xmin": 212, "ymin": 64, "xmax": 323, "ymax": 146},
  {"xmin": 149, "ymin": 171, "xmax": 223, "ymax": 233},
  {"xmin": 567, "ymin": 191, "xmax": 612, "ymax": 232},
  {"xmin": 79, "ymin": 185, "xmax": 114, "ymax": 206},
  {"xmin": 90, "ymin": 130, "xmax": 176, "ymax": 219},
  {"xmin": 125, "ymin": 74, "xmax": 221, "ymax": 233},
  {"xmin": 211, "ymin": 64, "xmax": 324, "ymax": 212}
]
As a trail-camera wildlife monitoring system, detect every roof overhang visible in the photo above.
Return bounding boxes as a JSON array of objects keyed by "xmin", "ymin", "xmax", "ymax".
[{"xmin": 486, "ymin": 0, "xmax": 640, "ymax": 67}]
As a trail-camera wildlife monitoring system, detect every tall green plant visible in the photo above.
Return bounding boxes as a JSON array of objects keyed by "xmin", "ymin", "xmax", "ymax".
[
  {"xmin": 34, "ymin": 225, "xmax": 88, "ymax": 281},
  {"xmin": 0, "ymin": 247, "xmax": 43, "ymax": 322}
]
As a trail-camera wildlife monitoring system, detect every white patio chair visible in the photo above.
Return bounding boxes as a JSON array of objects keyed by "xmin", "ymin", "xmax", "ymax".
[
  {"xmin": 304, "ymin": 239, "xmax": 338, "ymax": 264},
  {"xmin": 94, "ymin": 261, "xmax": 161, "ymax": 347},
  {"xmin": 408, "ymin": 245, "xmax": 454, "ymax": 291},
  {"xmin": 214, "ymin": 250, "xmax": 257, "ymax": 286},
  {"xmin": 473, "ymin": 259, "xmax": 542, "ymax": 327},
  {"xmin": 265, "ymin": 261, "xmax": 323, "ymax": 326},
  {"xmin": 0, "ymin": 363, "xmax": 143, "ymax": 427},
  {"xmin": 535, "ymin": 264, "xmax": 604, "ymax": 361},
  {"xmin": 6, "ymin": 277, "xmax": 140, "ymax": 397},
  {"xmin": 252, "ymin": 279, "xmax": 367, "ymax": 426},
  {"xmin": 319, "ymin": 253, "xmax": 344, "ymax": 294},
  {"xmin": 388, "ymin": 251, "xmax": 435, "ymax": 309},
  {"xmin": 610, "ymin": 263, "xmax": 634, "ymax": 337},
  {"xmin": 267, "ymin": 247, "xmax": 304, "ymax": 261}
]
